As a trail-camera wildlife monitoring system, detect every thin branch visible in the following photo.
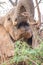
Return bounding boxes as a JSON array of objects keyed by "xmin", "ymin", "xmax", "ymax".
[
  {"xmin": 35, "ymin": 0, "xmax": 41, "ymax": 27},
  {"xmin": 35, "ymin": 0, "xmax": 42, "ymax": 8},
  {"xmin": 9, "ymin": 0, "xmax": 18, "ymax": 6},
  {"xmin": 0, "ymin": 2, "xmax": 5, "ymax": 8},
  {"xmin": 0, "ymin": 2, "xmax": 5, "ymax": 4}
]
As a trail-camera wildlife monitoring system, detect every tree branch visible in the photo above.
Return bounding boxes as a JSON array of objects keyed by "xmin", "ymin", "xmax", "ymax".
[
  {"xmin": 0, "ymin": 2, "xmax": 5, "ymax": 8},
  {"xmin": 9, "ymin": 0, "xmax": 17, "ymax": 6},
  {"xmin": 35, "ymin": 0, "xmax": 42, "ymax": 8},
  {"xmin": 35, "ymin": 0, "xmax": 41, "ymax": 27}
]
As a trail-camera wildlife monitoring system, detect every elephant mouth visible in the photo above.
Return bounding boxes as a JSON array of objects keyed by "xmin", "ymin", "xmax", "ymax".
[
  {"xmin": 16, "ymin": 20, "xmax": 33, "ymax": 46},
  {"xmin": 17, "ymin": 21, "xmax": 29, "ymax": 29}
]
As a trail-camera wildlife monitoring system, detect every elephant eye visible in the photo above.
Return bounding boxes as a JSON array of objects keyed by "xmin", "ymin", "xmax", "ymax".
[
  {"xmin": 8, "ymin": 17, "xmax": 11, "ymax": 21},
  {"xmin": 15, "ymin": 18, "xmax": 17, "ymax": 21}
]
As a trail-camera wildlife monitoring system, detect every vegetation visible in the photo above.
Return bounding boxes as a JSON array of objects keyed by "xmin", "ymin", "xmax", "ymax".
[{"xmin": 1, "ymin": 40, "xmax": 43, "ymax": 65}]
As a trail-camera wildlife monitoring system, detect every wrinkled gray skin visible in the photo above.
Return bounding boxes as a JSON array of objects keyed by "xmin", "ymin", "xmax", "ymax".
[
  {"xmin": 15, "ymin": 0, "xmax": 34, "ymax": 22},
  {"xmin": 7, "ymin": 0, "xmax": 34, "ymax": 40},
  {"xmin": 0, "ymin": 0, "xmax": 34, "ymax": 42}
]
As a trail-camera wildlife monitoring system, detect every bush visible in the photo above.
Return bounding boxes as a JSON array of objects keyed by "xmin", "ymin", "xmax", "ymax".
[{"xmin": 1, "ymin": 40, "xmax": 43, "ymax": 65}]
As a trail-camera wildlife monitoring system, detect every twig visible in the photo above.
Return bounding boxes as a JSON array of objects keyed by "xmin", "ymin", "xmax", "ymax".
[
  {"xmin": 0, "ymin": 2, "xmax": 5, "ymax": 4},
  {"xmin": 9, "ymin": 0, "xmax": 17, "ymax": 6},
  {"xmin": 35, "ymin": 0, "xmax": 42, "ymax": 8}
]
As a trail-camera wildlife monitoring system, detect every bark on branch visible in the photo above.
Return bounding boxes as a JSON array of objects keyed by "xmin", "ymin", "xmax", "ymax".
[
  {"xmin": 35, "ymin": 0, "xmax": 41, "ymax": 27},
  {"xmin": 9, "ymin": 0, "xmax": 17, "ymax": 6}
]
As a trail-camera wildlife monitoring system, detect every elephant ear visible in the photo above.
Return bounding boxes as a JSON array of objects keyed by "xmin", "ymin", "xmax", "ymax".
[{"xmin": 0, "ymin": 25, "xmax": 14, "ymax": 62}]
